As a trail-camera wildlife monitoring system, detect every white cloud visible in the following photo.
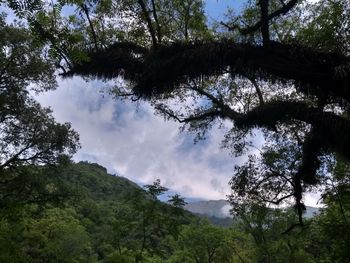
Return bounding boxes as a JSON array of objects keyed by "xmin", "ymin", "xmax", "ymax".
[
  {"xmin": 36, "ymin": 77, "xmax": 244, "ymax": 200},
  {"xmin": 221, "ymin": 204, "xmax": 232, "ymax": 218},
  {"xmin": 35, "ymin": 76, "xmax": 323, "ymax": 206},
  {"xmin": 304, "ymin": 192, "xmax": 323, "ymax": 207}
]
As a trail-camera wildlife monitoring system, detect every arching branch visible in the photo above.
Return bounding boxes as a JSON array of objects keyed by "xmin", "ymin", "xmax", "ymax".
[
  {"xmin": 67, "ymin": 41, "xmax": 350, "ymax": 103},
  {"xmin": 235, "ymin": 101, "xmax": 350, "ymax": 159},
  {"xmin": 64, "ymin": 42, "xmax": 147, "ymax": 79}
]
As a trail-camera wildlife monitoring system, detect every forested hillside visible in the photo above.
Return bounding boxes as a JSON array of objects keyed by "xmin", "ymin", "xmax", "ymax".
[
  {"xmin": 0, "ymin": 161, "xmax": 348, "ymax": 262},
  {"xmin": 0, "ymin": 161, "xmax": 192, "ymax": 262}
]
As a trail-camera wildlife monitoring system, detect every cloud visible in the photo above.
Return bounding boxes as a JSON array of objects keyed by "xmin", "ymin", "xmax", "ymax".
[
  {"xmin": 36, "ymin": 77, "xmax": 244, "ymax": 200},
  {"xmin": 35, "ymin": 76, "xmax": 323, "ymax": 206},
  {"xmin": 304, "ymin": 192, "xmax": 323, "ymax": 207},
  {"xmin": 221, "ymin": 204, "xmax": 232, "ymax": 218}
]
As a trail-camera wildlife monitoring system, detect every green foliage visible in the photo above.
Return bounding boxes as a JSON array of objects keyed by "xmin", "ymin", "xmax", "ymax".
[
  {"xmin": 144, "ymin": 179, "xmax": 168, "ymax": 199},
  {"xmin": 234, "ymin": 203, "xmax": 317, "ymax": 263},
  {"xmin": 302, "ymin": 157, "xmax": 350, "ymax": 262},
  {"xmin": 296, "ymin": 0, "xmax": 350, "ymax": 54},
  {"xmin": 22, "ymin": 208, "xmax": 94, "ymax": 262},
  {"xmin": 0, "ymin": 14, "xmax": 79, "ymax": 214},
  {"xmin": 176, "ymin": 221, "xmax": 228, "ymax": 263},
  {"xmin": 0, "ymin": 11, "xmax": 82, "ymax": 260},
  {"xmin": 0, "ymin": 161, "xmax": 348, "ymax": 262},
  {"xmin": 0, "ymin": 218, "xmax": 29, "ymax": 262}
]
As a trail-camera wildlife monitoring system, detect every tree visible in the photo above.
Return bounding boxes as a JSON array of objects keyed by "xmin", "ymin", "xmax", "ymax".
[
  {"xmin": 0, "ymin": 12, "xmax": 80, "ymax": 212},
  {"xmin": 22, "ymin": 208, "xmax": 94, "ymax": 263},
  {"xmin": 173, "ymin": 221, "xmax": 227, "ymax": 263},
  {"xmin": 302, "ymin": 156, "xmax": 350, "ymax": 262},
  {"xmin": 9, "ymin": 0, "xmax": 350, "ymax": 224},
  {"xmin": 0, "ymin": 207, "xmax": 95, "ymax": 263},
  {"xmin": 230, "ymin": 202, "xmax": 315, "ymax": 263},
  {"xmin": 103, "ymin": 180, "xmax": 188, "ymax": 262},
  {"xmin": 0, "ymin": 12, "xmax": 79, "ymax": 167},
  {"xmin": 168, "ymin": 220, "xmax": 254, "ymax": 263}
]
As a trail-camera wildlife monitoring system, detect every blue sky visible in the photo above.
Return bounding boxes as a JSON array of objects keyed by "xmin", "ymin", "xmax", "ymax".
[
  {"xmin": 34, "ymin": 1, "xmax": 322, "ymax": 206},
  {"xmin": 204, "ymin": 0, "xmax": 245, "ymax": 20}
]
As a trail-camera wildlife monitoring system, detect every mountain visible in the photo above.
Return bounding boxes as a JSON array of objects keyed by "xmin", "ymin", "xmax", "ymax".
[
  {"xmin": 185, "ymin": 199, "xmax": 231, "ymax": 218},
  {"xmin": 184, "ymin": 199, "xmax": 320, "ymax": 223},
  {"xmin": 63, "ymin": 161, "xmax": 142, "ymax": 202},
  {"xmin": 0, "ymin": 161, "xmax": 330, "ymax": 262},
  {"xmin": 63, "ymin": 162, "xmax": 319, "ymax": 222},
  {"xmin": 0, "ymin": 161, "xmax": 198, "ymax": 262},
  {"xmin": 304, "ymin": 206, "xmax": 321, "ymax": 218},
  {"xmin": 184, "ymin": 200, "xmax": 234, "ymax": 227}
]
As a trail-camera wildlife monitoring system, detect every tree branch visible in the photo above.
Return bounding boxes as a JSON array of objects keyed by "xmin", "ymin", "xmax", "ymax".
[
  {"xmin": 261, "ymin": 193, "xmax": 294, "ymax": 205},
  {"xmin": 191, "ymin": 86, "xmax": 245, "ymax": 122},
  {"xmin": 282, "ymin": 222, "xmax": 303, "ymax": 234},
  {"xmin": 81, "ymin": 4, "xmax": 99, "ymax": 52},
  {"xmin": 259, "ymin": 0, "xmax": 270, "ymax": 46},
  {"xmin": 150, "ymin": 0, "xmax": 162, "ymax": 43},
  {"xmin": 243, "ymin": 75, "xmax": 265, "ymax": 105},
  {"xmin": 0, "ymin": 143, "xmax": 32, "ymax": 169},
  {"xmin": 241, "ymin": 0, "xmax": 299, "ymax": 35},
  {"xmin": 156, "ymin": 106, "xmax": 222, "ymax": 123},
  {"xmin": 137, "ymin": 0, "xmax": 158, "ymax": 47},
  {"xmin": 235, "ymin": 101, "xmax": 350, "ymax": 160},
  {"xmin": 68, "ymin": 41, "xmax": 350, "ymax": 104}
]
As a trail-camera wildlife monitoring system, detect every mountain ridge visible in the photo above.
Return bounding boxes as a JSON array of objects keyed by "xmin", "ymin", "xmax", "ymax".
[{"xmin": 184, "ymin": 199, "xmax": 320, "ymax": 219}]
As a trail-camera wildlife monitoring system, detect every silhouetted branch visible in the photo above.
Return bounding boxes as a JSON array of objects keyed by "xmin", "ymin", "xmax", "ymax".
[
  {"xmin": 241, "ymin": 0, "xmax": 299, "ymax": 35},
  {"xmin": 137, "ymin": 0, "xmax": 158, "ymax": 47},
  {"xmin": 259, "ymin": 0, "xmax": 270, "ymax": 46},
  {"xmin": 81, "ymin": 4, "xmax": 99, "ymax": 52},
  {"xmin": 151, "ymin": 0, "xmax": 162, "ymax": 43},
  {"xmin": 156, "ymin": 106, "xmax": 222, "ymax": 123},
  {"xmin": 262, "ymin": 193, "xmax": 294, "ymax": 205},
  {"xmin": 243, "ymin": 74, "xmax": 265, "ymax": 105},
  {"xmin": 67, "ymin": 41, "xmax": 350, "ymax": 104}
]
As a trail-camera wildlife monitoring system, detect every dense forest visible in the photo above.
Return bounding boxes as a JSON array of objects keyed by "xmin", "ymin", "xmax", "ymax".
[
  {"xmin": 0, "ymin": 0, "xmax": 349, "ymax": 262},
  {"xmin": 1, "ymin": 161, "xmax": 349, "ymax": 262}
]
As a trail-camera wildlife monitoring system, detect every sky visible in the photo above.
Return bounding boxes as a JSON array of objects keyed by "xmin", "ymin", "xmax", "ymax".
[
  {"xmin": 205, "ymin": 0, "xmax": 244, "ymax": 20},
  {"xmin": 36, "ymin": 74, "xmax": 321, "ymax": 206},
  {"xmin": 36, "ymin": 77, "xmax": 243, "ymax": 200},
  {"xmin": 34, "ymin": 0, "xmax": 322, "ymax": 206}
]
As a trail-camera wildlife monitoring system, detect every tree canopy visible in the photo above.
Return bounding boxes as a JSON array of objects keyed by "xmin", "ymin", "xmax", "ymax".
[{"xmin": 0, "ymin": 12, "xmax": 80, "ymax": 211}]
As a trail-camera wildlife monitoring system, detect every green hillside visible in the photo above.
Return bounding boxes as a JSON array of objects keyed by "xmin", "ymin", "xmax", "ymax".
[
  {"xmin": 1, "ymin": 161, "xmax": 349, "ymax": 263},
  {"xmin": 0, "ymin": 162, "xmax": 194, "ymax": 262},
  {"xmin": 63, "ymin": 161, "xmax": 141, "ymax": 202}
]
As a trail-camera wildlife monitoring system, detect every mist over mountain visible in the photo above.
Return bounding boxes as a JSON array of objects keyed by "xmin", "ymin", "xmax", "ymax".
[
  {"xmin": 184, "ymin": 199, "xmax": 320, "ymax": 220},
  {"xmin": 185, "ymin": 199, "xmax": 232, "ymax": 218}
]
